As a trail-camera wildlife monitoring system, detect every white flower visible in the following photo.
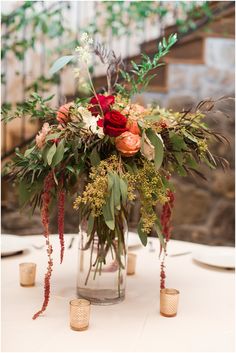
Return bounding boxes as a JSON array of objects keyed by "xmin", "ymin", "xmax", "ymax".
[
  {"xmin": 75, "ymin": 46, "xmax": 92, "ymax": 64},
  {"xmin": 75, "ymin": 32, "xmax": 93, "ymax": 64},
  {"xmin": 80, "ymin": 32, "xmax": 93, "ymax": 45},
  {"xmin": 76, "ymin": 107, "xmax": 104, "ymax": 138}
]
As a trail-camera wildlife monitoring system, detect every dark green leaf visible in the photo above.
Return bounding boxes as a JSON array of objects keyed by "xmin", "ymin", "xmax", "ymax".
[
  {"xmin": 66, "ymin": 165, "xmax": 75, "ymax": 173},
  {"xmin": 90, "ymin": 147, "xmax": 101, "ymax": 166},
  {"xmin": 18, "ymin": 181, "xmax": 32, "ymax": 206},
  {"xmin": 169, "ymin": 132, "xmax": 187, "ymax": 151}
]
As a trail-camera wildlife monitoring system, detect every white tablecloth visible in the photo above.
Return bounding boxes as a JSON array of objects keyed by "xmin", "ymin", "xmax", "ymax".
[{"xmin": 1, "ymin": 235, "xmax": 235, "ymax": 352}]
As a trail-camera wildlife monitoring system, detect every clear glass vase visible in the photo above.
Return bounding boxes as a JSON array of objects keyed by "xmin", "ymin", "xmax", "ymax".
[{"xmin": 76, "ymin": 217, "xmax": 128, "ymax": 305}]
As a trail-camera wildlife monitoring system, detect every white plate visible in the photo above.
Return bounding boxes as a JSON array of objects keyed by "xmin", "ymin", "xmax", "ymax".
[
  {"xmin": 128, "ymin": 231, "xmax": 142, "ymax": 248},
  {"xmin": 1, "ymin": 235, "xmax": 30, "ymax": 256},
  {"xmin": 192, "ymin": 246, "xmax": 235, "ymax": 269}
]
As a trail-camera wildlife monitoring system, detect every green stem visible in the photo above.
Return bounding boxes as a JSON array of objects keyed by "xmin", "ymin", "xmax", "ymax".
[
  {"xmin": 93, "ymin": 259, "xmax": 100, "ymax": 280},
  {"xmin": 84, "ymin": 238, "xmax": 94, "ymax": 286},
  {"xmin": 86, "ymin": 67, "xmax": 104, "ymax": 118}
]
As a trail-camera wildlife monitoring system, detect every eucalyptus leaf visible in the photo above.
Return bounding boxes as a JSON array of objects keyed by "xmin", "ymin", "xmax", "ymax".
[
  {"xmin": 120, "ymin": 178, "xmax": 128, "ymax": 205},
  {"xmin": 24, "ymin": 146, "xmax": 35, "ymax": 157},
  {"xmin": 42, "ymin": 145, "xmax": 50, "ymax": 165},
  {"xmin": 45, "ymin": 132, "xmax": 62, "ymax": 141},
  {"xmin": 51, "ymin": 139, "xmax": 65, "ymax": 167},
  {"xmin": 102, "ymin": 173, "xmax": 115, "ymax": 230},
  {"xmin": 107, "ymin": 172, "xmax": 114, "ymax": 191},
  {"xmin": 145, "ymin": 129, "xmax": 164, "ymax": 170},
  {"xmin": 49, "ymin": 55, "xmax": 74, "ymax": 75},
  {"xmin": 46, "ymin": 143, "xmax": 57, "ymax": 166},
  {"xmin": 137, "ymin": 221, "xmax": 148, "ymax": 246},
  {"xmin": 102, "ymin": 195, "xmax": 115, "ymax": 230},
  {"xmin": 113, "ymin": 173, "xmax": 121, "ymax": 210}
]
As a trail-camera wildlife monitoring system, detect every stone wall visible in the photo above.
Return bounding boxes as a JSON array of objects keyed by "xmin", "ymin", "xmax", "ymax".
[{"xmin": 144, "ymin": 38, "xmax": 235, "ymax": 106}]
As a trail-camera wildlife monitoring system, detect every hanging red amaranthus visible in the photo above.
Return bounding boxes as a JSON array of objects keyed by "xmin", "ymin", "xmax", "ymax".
[
  {"xmin": 33, "ymin": 171, "xmax": 55, "ymax": 320},
  {"xmin": 58, "ymin": 187, "xmax": 65, "ymax": 264},
  {"xmin": 160, "ymin": 189, "xmax": 175, "ymax": 289}
]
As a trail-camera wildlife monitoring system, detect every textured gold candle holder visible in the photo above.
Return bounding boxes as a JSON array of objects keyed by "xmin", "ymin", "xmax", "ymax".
[
  {"xmin": 19, "ymin": 262, "xmax": 36, "ymax": 287},
  {"xmin": 160, "ymin": 288, "xmax": 179, "ymax": 317},
  {"xmin": 70, "ymin": 299, "xmax": 91, "ymax": 331},
  {"xmin": 127, "ymin": 253, "xmax": 137, "ymax": 275}
]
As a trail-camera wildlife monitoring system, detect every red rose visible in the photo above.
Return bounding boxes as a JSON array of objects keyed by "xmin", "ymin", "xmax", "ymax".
[
  {"xmin": 103, "ymin": 110, "xmax": 128, "ymax": 137},
  {"xmin": 89, "ymin": 94, "xmax": 115, "ymax": 116}
]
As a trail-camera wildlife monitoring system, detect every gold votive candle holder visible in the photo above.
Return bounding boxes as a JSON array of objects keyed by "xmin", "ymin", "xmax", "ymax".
[
  {"xmin": 19, "ymin": 262, "xmax": 36, "ymax": 287},
  {"xmin": 160, "ymin": 288, "xmax": 179, "ymax": 317},
  {"xmin": 70, "ymin": 299, "xmax": 91, "ymax": 331},
  {"xmin": 127, "ymin": 253, "xmax": 137, "ymax": 275}
]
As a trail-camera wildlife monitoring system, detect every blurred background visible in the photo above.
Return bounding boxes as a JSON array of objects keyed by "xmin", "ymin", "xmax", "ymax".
[{"xmin": 1, "ymin": 1, "xmax": 235, "ymax": 246}]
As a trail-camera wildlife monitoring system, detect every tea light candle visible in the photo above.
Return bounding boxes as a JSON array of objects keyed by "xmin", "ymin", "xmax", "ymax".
[
  {"xmin": 160, "ymin": 288, "xmax": 179, "ymax": 317},
  {"xmin": 19, "ymin": 262, "xmax": 36, "ymax": 287},
  {"xmin": 69, "ymin": 299, "xmax": 91, "ymax": 331},
  {"xmin": 127, "ymin": 253, "xmax": 137, "ymax": 275}
]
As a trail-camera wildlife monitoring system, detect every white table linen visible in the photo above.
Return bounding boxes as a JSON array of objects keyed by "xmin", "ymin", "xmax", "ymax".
[{"xmin": 1, "ymin": 235, "xmax": 235, "ymax": 352}]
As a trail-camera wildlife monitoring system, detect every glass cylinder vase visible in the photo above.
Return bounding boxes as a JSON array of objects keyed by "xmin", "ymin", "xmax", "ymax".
[{"xmin": 76, "ymin": 216, "xmax": 128, "ymax": 305}]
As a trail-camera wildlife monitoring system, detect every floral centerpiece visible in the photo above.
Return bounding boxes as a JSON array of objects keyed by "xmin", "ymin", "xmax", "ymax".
[{"xmin": 3, "ymin": 33, "xmax": 229, "ymax": 319}]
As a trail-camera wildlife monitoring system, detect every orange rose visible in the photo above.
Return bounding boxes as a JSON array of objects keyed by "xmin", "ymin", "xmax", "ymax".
[
  {"xmin": 115, "ymin": 131, "xmax": 141, "ymax": 157},
  {"xmin": 56, "ymin": 102, "xmax": 73, "ymax": 124},
  {"xmin": 126, "ymin": 119, "xmax": 141, "ymax": 135}
]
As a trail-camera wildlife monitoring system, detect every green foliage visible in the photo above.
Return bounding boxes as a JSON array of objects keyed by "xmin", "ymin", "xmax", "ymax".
[
  {"xmin": 116, "ymin": 34, "xmax": 177, "ymax": 97},
  {"xmin": 1, "ymin": 0, "xmax": 76, "ymax": 114},
  {"xmin": 98, "ymin": 1, "xmax": 212, "ymax": 37},
  {"xmin": 1, "ymin": 93, "xmax": 55, "ymax": 123},
  {"xmin": 47, "ymin": 143, "xmax": 57, "ymax": 166}
]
